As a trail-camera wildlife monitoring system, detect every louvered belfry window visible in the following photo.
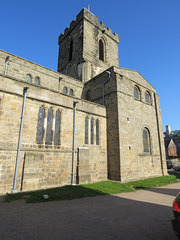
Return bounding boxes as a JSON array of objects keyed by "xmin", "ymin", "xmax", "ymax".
[
  {"xmin": 69, "ymin": 40, "xmax": 73, "ymax": 61},
  {"xmin": 99, "ymin": 39, "xmax": 104, "ymax": 61}
]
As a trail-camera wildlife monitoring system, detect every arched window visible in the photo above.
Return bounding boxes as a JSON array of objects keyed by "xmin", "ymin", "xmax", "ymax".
[
  {"xmin": 145, "ymin": 91, "xmax": 151, "ymax": 104},
  {"xmin": 46, "ymin": 108, "xmax": 53, "ymax": 144},
  {"xmin": 134, "ymin": 86, "xmax": 140, "ymax": 100},
  {"xmin": 36, "ymin": 106, "xmax": 45, "ymax": 143},
  {"xmin": 69, "ymin": 89, "xmax": 74, "ymax": 96},
  {"xmin": 91, "ymin": 118, "xmax": 94, "ymax": 144},
  {"xmin": 63, "ymin": 86, "xmax": 68, "ymax": 94},
  {"xmin": 34, "ymin": 77, "xmax": 40, "ymax": 85},
  {"xmin": 69, "ymin": 40, "xmax": 73, "ymax": 61},
  {"xmin": 85, "ymin": 116, "xmax": 89, "ymax": 144},
  {"xmin": 54, "ymin": 110, "xmax": 61, "ymax": 145},
  {"xmin": 99, "ymin": 39, "xmax": 104, "ymax": 61},
  {"xmin": 26, "ymin": 74, "xmax": 32, "ymax": 83},
  {"xmin": 96, "ymin": 119, "xmax": 99, "ymax": 145},
  {"xmin": 143, "ymin": 128, "xmax": 150, "ymax": 153}
]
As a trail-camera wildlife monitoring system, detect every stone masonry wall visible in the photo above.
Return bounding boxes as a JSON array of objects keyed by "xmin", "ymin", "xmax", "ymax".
[
  {"xmin": 83, "ymin": 67, "xmax": 167, "ymax": 182},
  {"xmin": 0, "ymin": 72, "xmax": 107, "ymax": 194},
  {"xmin": 82, "ymin": 11, "xmax": 119, "ymax": 81},
  {"xmin": 83, "ymin": 68, "xmax": 121, "ymax": 180},
  {"xmin": 0, "ymin": 50, "xmax": 83, "ymax": 98},
  {"xmin": 58, "ymin": 8, "xmax": 119, "ymax": 82},
  {"xmin": 115, "ymin": 72, "xmax": 167, "ymax": 182}
]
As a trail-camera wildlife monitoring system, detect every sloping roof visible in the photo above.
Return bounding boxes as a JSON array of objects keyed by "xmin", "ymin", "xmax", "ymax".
[
  {"xmin": 114, "ymin": 66, "xmax": 156, "ymax": 92},
  {"xmin": 164, "ymin": 130, "xmax": 180, "ymax": 137},
  {"xmin": 164, "ymin": 139, "xmax": 171, "ymax": 148}
]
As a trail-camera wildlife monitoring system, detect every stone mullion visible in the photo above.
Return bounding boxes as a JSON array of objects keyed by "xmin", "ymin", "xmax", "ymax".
[
  {"xmin": 88, "ymin": 117, "xmax": 90, "ymax": 145},
  {"xmin": 43, "ymin": 107, "xmax": 47, "ymax": 143},
  {"xmin": 52, "ymin": 108, "xmax": 56, "ymax": 145},
  {"xmin": 94, "ymin": 118, "xmax": 97, "ymax": 145}
]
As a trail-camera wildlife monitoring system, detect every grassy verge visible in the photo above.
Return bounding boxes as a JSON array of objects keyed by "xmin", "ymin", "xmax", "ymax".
[{"xmin": 4, "ymin": 173, "xmax": 180, "ymax": 203}]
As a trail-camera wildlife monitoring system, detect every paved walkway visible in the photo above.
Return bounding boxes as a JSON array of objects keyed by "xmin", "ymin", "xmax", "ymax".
[{"xmin": 0, "ymin": 182, "xmax": 180, "ymax": 240}]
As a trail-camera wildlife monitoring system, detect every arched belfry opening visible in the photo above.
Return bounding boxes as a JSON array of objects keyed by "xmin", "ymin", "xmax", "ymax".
[
  {"xmin": 57, "ymin": 8, "xmax": 119, "ymax": 82},
  {"xmin": 69, "ymin": 40, "xmax": 73, "ymax": 61},
  {"xmin": 99, "ymin": 39, "xmax": 104, "ymax": 61}
]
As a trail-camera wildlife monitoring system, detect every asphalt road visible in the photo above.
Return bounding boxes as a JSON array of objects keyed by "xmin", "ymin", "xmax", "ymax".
[{"xmin": 0, "ymin": 183, "xmax": 180, "ymax": 240}]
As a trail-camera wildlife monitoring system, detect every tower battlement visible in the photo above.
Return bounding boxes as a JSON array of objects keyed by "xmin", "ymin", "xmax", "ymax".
[
  {"xmin": 58, "ymin": 8, "xmax": 119, "ymax": 44},
  {"xmin": 58, "ymin": 8, "xmax": 119, "ymax": 82}
]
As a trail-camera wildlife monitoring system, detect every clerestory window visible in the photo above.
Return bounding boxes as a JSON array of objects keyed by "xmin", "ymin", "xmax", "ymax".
[
  {"xmin": 26, "ymin": 74, "xmax": 32, "ymax": 83},
  {"xmin": 145, "ymin": 91, "xmax": 151, "ymax": 104},
  {"xmin": 69, "ymin": 89, "xmax": 74, "ymax": 96},
  {"xmin": 63, "ymin": 86, "xmax": 68, "ymax": 94},
  {"xmin": 134, "ymin": 86, "xmax": 140, "ymax": 100},
  {"xmin": 34, "ymin": 77, "xmax": 40, "ymax": 85}
]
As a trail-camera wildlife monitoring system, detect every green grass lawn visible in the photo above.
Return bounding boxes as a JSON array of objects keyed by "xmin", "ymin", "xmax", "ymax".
[{"xmin": 4, "ymin": 172, "xmax": 180, "ymax": 203}]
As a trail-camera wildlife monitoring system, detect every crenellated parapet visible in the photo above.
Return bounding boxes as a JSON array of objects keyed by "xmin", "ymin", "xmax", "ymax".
[{"xmin": 58, "ymin": 8, "xmax": 119, "ymax": 44}]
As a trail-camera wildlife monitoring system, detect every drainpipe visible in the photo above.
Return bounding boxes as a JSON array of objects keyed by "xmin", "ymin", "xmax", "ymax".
[
  {"xmin": 59, "ymin": 77, "xmax": 62, "ymax": 93},
  {"xmin": 154, "ymin": 93, "xmax": 164, "ymax": 175},
  {"xmin": 12, "ymin": 87, "xmax": 29, "ymax": 194},
  {"xmin": 71, "ymin": 101, "xmax": 79, "ymax": 185},
  {"xmin": 4, "ymin": 56, "xmax": 10, "ymax": 75},
  {"xmin": 103, "ymin": 71, "xmax": 111, "ymax": 105}
]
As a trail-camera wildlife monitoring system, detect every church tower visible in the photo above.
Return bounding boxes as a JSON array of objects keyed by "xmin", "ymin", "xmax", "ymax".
[{"xmin": 57, "ymin": 8, "xmax": 119, "ymax": 82}]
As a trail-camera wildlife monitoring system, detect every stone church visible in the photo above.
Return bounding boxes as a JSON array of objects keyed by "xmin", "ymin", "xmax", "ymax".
[{"xmin": 0, "ymin": 8, "xmax": 167, "ymax": 194}]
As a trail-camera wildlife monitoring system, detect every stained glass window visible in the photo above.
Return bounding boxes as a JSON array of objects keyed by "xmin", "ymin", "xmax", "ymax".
[
  {"xmin": 26, "ymin": 74, "xmax": 32, "ymax": 83},
  {"xmin": 134, "ymin": 86, "xmax": 140, "ymax": 100},
  {"xmin": 85, "ymin": 117, "xmax": 89, "ymax": 144},
  {"xmin": 69, "ymin": 89, "xmax": 74, "ymax": 96},
  {"xmin": 143, "ymin": 128, "xmax": 150, "ymax": 153},
  {"xmin": 96, "ymin": 119, "xmax": 99, "ymax": 145},
  {"xmin": 145, "ymin": 92, "xmax": 151, "ymax": 104},
  {"xmin": 54, "ymin": 110, "xmax": 61, "ymax": 145},
  {"xmin": 34, "ymin": 77, "xmax": 40, "ymax": 85},
  {"xmin": 91, "ymin": 118, "xmax": 94, "ymax": 144},
  {"xmin": 63, "ymin": 87, "xmax": 68, "ymax": 94},
  {"xmin": 46, "ymin": 108, "xmax": 53, "ymax": 144},
  {"xmin": 36, "ymin": 106, "xmax": 45, "ymax": 143}
]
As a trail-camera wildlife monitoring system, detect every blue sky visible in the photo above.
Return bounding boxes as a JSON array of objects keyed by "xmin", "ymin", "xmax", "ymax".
[{"xmin": 1, "ymin": 0, "xmax": 180, "ymax": 131}]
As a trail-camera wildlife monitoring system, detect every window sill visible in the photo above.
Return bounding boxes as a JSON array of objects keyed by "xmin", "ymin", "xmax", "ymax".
[
  {"xmin": 138, "ymin": 153, "xmax": 151, "ymax": 156},
  {"xmin": 134, "ymin": 97, "xmax": 141, "ymax": 101}
]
